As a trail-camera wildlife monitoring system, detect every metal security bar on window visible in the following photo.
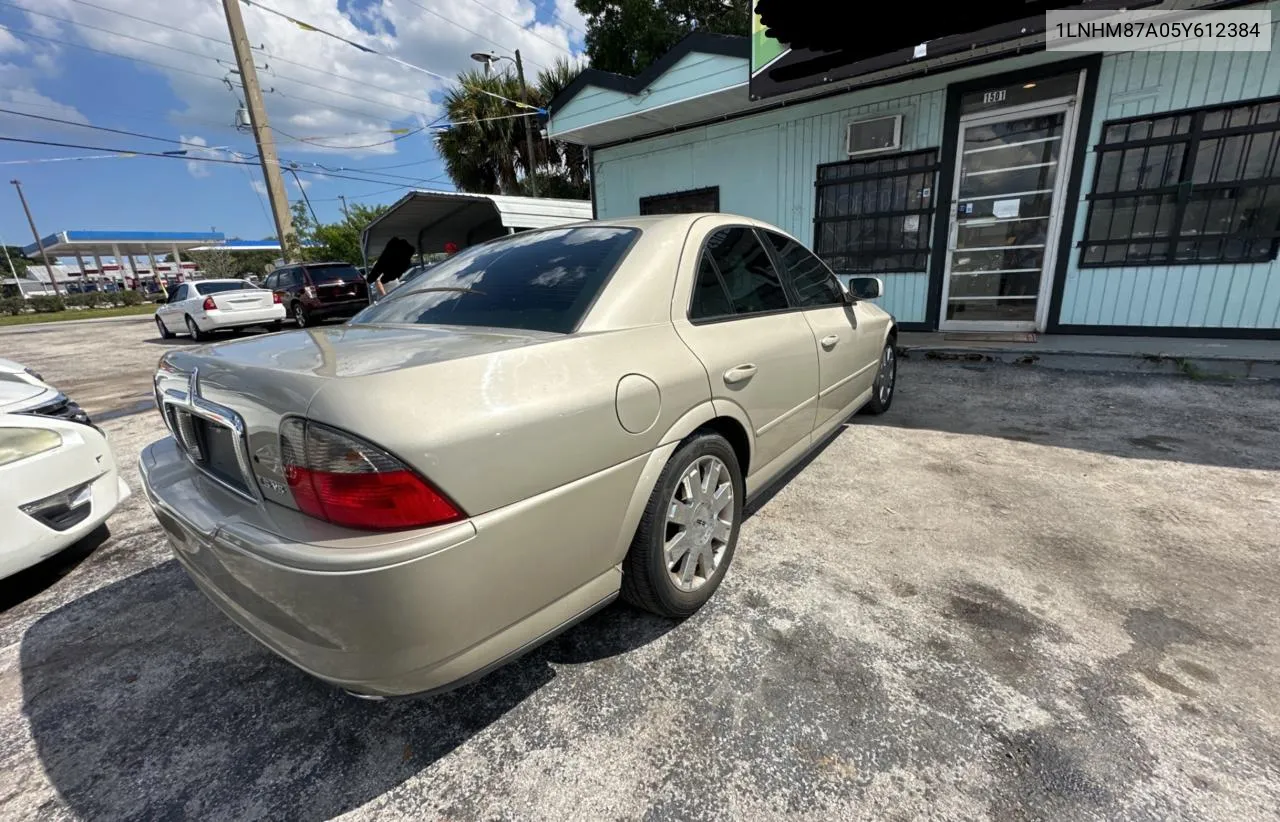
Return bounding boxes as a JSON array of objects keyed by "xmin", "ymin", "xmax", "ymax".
[
  {"xmin": 813, "ymin": 149, "xmax": 940, "ymax": 273},
  {"xmin": 1081, "ymin": 97, "xmax": 1280, "ymax": 266}
]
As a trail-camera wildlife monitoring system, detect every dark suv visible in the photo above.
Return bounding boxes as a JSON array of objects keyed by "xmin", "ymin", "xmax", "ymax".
[{"xmin": 264, "ymin": 262, "xmax": 369, "ymax": 328}]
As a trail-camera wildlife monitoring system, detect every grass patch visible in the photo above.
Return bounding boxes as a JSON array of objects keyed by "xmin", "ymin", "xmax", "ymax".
[{"xmin": 0, "ymin": 304, "xmax": 156, "ymax": 327}]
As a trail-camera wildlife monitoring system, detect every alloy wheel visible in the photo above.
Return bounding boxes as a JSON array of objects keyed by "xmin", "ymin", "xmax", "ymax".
[
  {"xmin": 874, "ymin": 344, "xmax": 896, "ymax": 406},
  {"xmin": 664, "ymin": 455, "xmax": 734, "ymax": 592}
]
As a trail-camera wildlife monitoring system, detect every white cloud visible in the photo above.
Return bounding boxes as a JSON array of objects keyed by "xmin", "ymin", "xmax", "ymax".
[
  {"xmin": 0, "ymin": 61, "xmax": 88, "ymax": 134},
  {"xmin": 16, "ymin": 0, "xmax": 585, "ymax": 166},
  {"xmin": 179, "ymin": 134, "xmax": 216, "ymax": 178},
  {"xmin": 553, "ymin": 0, "xmax": 589, "ymax": 46},
  {"xmin": 249, "ymin": 176, "xmax": 311, "ymax": 197},
  {"xmin": 249, "ymin": 179, "xmax": 267, "ymax": 197},
  {"xmin": 0, "ymin": 29, "xmax": 26, "ymax": 55}
]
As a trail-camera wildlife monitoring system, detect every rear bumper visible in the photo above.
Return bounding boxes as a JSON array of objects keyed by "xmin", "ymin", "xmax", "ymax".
[
  {"xmin": 304, "ymin": 299, "xmax": 366, "ymax": 321},
  {"xmin": 138, "ymin": 436, "xmax": 628, "ymax": 697},
  {"xmin": 203, "ymin": 305, "xmax": 286, "ymax": 329}
]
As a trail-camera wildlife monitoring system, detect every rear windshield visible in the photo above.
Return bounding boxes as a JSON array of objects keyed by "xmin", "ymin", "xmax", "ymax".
[
  {"xmin": 306, "ymin": 263, "xmax": 362, "ymax": 284},
  {"xmin": 354, "ymin": 227, "xmax": 639, "ymax": 334},
  {"xmin": 197, "ymin": 281, "xmax": 255, "ymax": 295}
]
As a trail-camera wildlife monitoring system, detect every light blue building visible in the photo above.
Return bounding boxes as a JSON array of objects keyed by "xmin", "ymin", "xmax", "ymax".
[{"xmin": 548, "ymin": 3, "xmax": 1280, "ymax": 339}]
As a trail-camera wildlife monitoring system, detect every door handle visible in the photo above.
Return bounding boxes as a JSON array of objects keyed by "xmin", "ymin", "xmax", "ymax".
[
  {"xmin": 723, "ymin": 364, "xmax": 757, "ymax": 385},
  {"xmin": 820, "ymin": 334, "xmax": 840, "ymax": 349}
]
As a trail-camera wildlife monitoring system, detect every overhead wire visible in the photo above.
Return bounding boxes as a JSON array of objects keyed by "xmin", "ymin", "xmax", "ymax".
[
  {"xmin": 0, "ymin": 4, "xmax": 436, "ymax": 123},
  {"xmin": 396, "ymin": 0, "xmax": 548, "ymax": 71},
  {"xmin": 456, "ymin": 0, "xmax": 575, "ymax": 57},
  {"xmin": 240, "ymin": 0, "xmax": 543, "ymax": 112}
]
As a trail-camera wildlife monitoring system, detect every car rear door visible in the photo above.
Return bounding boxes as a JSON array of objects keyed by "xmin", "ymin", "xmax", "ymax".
[
  {"xmin": 761, "ymin": 230, "xmax": 880, "ymax": 431},
  {"xmin": 159, "ymin": 284, "xmax": 188, "ymax": 325},
  {"xmin": 672, "ymin": 224, "xmax": 820, "ymax": 481}
]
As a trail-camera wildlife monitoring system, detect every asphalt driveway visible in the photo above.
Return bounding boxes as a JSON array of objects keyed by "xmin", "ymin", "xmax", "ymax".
[{"xmin": 1, "ymin": 318, "xmax": 1278, "ymax": 820}]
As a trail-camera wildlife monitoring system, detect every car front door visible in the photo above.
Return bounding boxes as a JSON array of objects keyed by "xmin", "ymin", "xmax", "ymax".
[
  {"xmin": 761, "ymin": 231, "xmax": 881, "ymax": 431},
  {"xmin": 673, "ymin": 224, "xmax": 820, "ymax": 486}
]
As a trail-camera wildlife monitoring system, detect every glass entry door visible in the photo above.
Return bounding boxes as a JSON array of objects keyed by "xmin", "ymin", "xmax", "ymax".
[{"xmin": 940, "ymin": 100, "xmax": 1080, "ymax": 330}]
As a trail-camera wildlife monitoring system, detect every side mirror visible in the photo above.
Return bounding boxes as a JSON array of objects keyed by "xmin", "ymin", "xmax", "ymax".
[{"xmin": 847, "ymin": 276, "xmax": 884, "ymax": 301}]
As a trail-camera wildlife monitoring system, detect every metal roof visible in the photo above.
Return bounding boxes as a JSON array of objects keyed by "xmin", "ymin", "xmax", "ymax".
[
  {"xmin": 361, "ymin": 190, "xmax": 592, "ymax": 261},
  {"xmin": 187, "ymin": 239, "xmax": 319, "ymax": 252},
  {"xmin": 22, "ymin": 230, "xmax": 225, "ymax": 257}
]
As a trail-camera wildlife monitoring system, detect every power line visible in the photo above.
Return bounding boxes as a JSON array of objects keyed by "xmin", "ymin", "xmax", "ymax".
[
  {"xmin": 0, "ymin": 106, "xmax": 238, "ymax": 153},
  {"xmin": 241, "ymin": 0, "xmax": 542, "ymax": 112},
  {"xmin": 270, "ymin": 125, "xmax": 427, "ymax": 149},
  {"xmin": 0, "ymin": 4, "xmax": 435, "ymax": 122},
  {"xmin": 396, "ymin": 0, "xmax": 548, "ymax": 71},
  {"xmin": 458, "ymin": 0, "xmax": 575, "ymax": 57}
]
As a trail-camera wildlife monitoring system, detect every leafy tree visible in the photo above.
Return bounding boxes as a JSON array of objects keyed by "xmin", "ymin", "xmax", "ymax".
[
  {"xmin": 575, "ymin": 0, "xmax": 751, "ymax": 76},
  {"xmin": 281, "ymin": 201, "xmax": 390, "ymax": 266},
  {"xmin": 436, "ymin": 59, "xmax": 589, "ymax": 199},
  {"xmin": 1, "ymin": 246, "xmax": 35, "ymax": 279}
]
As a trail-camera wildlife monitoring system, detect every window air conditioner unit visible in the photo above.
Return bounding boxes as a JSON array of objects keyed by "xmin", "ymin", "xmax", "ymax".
[{"xmin": 846, "ymin": 114, "xmax": 903, "ymax": 157}]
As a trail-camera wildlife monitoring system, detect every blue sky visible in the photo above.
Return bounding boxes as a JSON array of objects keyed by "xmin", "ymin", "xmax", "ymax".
[{"xmin": 0, "ymin": 0, "xmax": 586, "ymax": 253}]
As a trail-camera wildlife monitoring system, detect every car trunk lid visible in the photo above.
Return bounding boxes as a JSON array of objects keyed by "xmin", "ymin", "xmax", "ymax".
[{"xmin": 209, "ymin": 288, "xmax": 275, "ymax": 311}]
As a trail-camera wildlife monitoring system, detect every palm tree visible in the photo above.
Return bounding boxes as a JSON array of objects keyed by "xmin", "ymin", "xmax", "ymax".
[{"xmin": 435, "ymin": 60, "xmax": 589, "ymax": 198}]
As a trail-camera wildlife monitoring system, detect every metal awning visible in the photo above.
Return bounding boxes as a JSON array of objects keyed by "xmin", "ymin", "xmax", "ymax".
[
  {"xmin": 22, "ymin": 230, "xmax": 225, "ymax": 259},
  {"xmin": 361, "ymin": 190, "xmax": 592, "ymax": 262}
]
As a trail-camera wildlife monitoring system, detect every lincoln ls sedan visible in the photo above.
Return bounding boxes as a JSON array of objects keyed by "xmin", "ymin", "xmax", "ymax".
[{"xmin": 139, "ymin": 214, "xmax": 898, "ymax": 698}]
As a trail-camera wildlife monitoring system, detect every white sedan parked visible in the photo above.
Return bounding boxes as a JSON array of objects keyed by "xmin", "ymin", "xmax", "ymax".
[
  {"xmin": 1, "ymin": 413, "xmax": 130, "ymax": 580},
  {"xmin": 154, "ymin": 279, "xmax": 285, "ymax": 341}
]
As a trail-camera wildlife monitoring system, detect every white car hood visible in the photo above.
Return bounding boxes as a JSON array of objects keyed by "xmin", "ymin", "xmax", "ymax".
[{"xmin": 0, "ymin": 371, "xmax": 58, "ymax": 413}]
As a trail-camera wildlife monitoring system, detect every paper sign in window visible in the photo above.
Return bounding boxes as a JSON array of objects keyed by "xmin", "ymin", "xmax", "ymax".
[{"xmin": 992, "ymin": 199, "xmax": 1021, "ymax": 219}]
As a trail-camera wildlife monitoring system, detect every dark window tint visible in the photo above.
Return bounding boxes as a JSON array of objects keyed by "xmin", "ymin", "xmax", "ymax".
[
  {"xmin": 639, "ymin": 186, "xmax": 719, "ymax": 215},
  {"xmin": 1082, "ymin": 97, "xmax": 1280, "ymax": 266},
  {"xmin": 814, "ymin": 148, "xmax": 939, "ymax": 273},
  {"xmin": 354, "ymin": 227, "xmax": 638, "ymax": 333},
  {"xmin": 690, "ymin": 253, "xmax": 733, "ymax": 320},
  {"xmin": 170, "ymin": 285, "xmax": 188, "ymax": 302},
  {"xmin": 198, "ymin": 281, "xmax": 254, "ymax": 295},
  {"xmin": 703, "ymin": 227, "xmax": 790, "ymax": 315},
  {"xmin": 762, "ymin": 231, "xmax": 844, "ymax": 307},
  {"xmin": 286, "ymin": 269, "xmax": 303, "ymax": 289},
  {"xmin": 305, "ymin": 263, "xmax": 361, "ymax": 284},
  {"xmin": 263, "ymin": 273, "xmax": 278, "ymax": 290}
]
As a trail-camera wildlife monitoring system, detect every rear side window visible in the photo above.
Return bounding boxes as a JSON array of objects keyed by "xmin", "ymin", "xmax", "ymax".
[
  {"xmin": 690, "ymin": 253, "xmax": 733, "ymax": 320},
  {"xmin": 199, "ymin": 281, "xmax": 254, "ymax": 295},
  {"xmin": 354, "ymin": 227, "xmax": 639, "ymax": 334},
  {"xmin": 701, "ymin": 227, "xmax": 789, "ymax": 316},
  {"xmin": 762, "ymin": 231, "xmax": 844, "ymax": 308}
]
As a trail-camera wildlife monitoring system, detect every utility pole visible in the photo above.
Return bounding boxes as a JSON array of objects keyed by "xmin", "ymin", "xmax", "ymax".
[
  {"xmin": 338, "ymin": 194, "xmax": 351, "ymax": 222},
  {"xmin": 10, "ymin": 179, "xmax": 61, "ymax": 296},
  {"xmin": 221, "ymin": 0, "xmax": 294, "ymax": 258},
  {"xmin": 514, "ymin": 49, "xmax": 538, "ymax": 198}
]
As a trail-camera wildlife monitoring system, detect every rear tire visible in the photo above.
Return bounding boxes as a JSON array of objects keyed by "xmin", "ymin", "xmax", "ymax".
[
  {"xmin": 293, "ymin": 301, "xmax": 309, "ymax": 328},
  {"xmin": 621, "ymin": 432, "xmax": 743, "ymax": 618},
  {"xmin": 155, "ymin": 315, "xmax": 174, "ymax": 339},
  {"xmin": 185, "ymin": 315, "xmax": 205, "ymax": 342},
  {"xmin": 861, "ymin": 340, "xmax": 896, "ymax": 415}
]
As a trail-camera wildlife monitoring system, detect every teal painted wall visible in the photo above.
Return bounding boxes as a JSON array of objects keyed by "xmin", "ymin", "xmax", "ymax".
[
  {"xmin": 589, "ymin": 51, "xmax": 1072, "ymax": 324},
  {"xmin": 1059, "ymin": 3, "xmax": 1280, "ymax": 330},
  {"xmin": 552, "ymin": 53, "xmax": 747, "ymax": 136}
]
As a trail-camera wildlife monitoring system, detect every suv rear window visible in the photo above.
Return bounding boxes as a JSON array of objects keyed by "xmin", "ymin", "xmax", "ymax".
[
  {"xmin": 305, "ymin": 263, "xmax": 361, "ymax": 284},
  {"xmin": 354, "ymin": 227, "xmax": 639, "ymax": 333}
]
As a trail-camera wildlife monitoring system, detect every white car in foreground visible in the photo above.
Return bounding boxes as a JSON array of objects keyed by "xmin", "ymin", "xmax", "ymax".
[
  {"xmin": 1, "ymin": 413, "xmax": 130, "ymax": 580},
  {"xmin": 0, "ymin": 357, "xmax": 92, "ymax": 423},
  {"xmin": 154, "ymin": 279, "xmax": 285, "ymax": 341}
]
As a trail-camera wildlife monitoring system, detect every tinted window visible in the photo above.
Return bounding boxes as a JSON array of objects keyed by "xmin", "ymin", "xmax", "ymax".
[
  {"xmin": 264, "ymin": 273, "xmax": 278, "ymax": 290},
  {"xmin": 286, "ymin": 269, "xmax": 303, "ymax": 289},
  {"xmin": 763, "ymin": 232, "xmax": 844, "ymax": 307},
  {"xmin": 170, "ymin": 285, "xmax": 188, "ymax": 302},
  {"xmin": 704, "ymin": 227, "xmax": 789, "ymax": 315},
  {"xmin": 305, "ymin": 263, "xmax": 361, "ymax": 284},
  {"xmin": 354, "ymin": 227, "xmax": 639, "ymax": 334},
  {"xmin": 690, "ymin": 253, "xmax": 733, "ymax": 320},
  {"xmin": 198, "ymin": 281, "xmax": 254, "ymax": 295}
]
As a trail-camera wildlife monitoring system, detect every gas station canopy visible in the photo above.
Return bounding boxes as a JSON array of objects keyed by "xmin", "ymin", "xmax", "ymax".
[
  {"xmin": 22, "ymin": 230, "xmax": 225, "ymax": 259},
  {"xmin": 362, "ymin": 190, "xmax": 592, "ymax": 263}
]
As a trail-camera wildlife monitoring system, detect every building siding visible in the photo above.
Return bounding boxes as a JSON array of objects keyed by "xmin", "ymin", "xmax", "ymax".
[
  {"xmin": 1059, "ymin": 3, "xmax": 1280, "ymax": 330},
  {"xmin": 593, "ymin": 83, "xmax": 950, "ymax": 323}
]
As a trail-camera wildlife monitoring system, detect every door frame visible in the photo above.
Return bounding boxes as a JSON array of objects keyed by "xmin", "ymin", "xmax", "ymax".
[
  {"xmin": 923, "ymin": 55, "xmax": 1102, "ymax": 333},
  {"xmin": 939, "ymin": 88, "xmax": 1084, "ymax": 332}
]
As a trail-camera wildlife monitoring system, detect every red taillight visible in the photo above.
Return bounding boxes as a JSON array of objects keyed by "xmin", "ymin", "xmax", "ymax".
[
  {"xmin": 272, "ymin": 292, "xmax": 282, "ymax": 304},
  {"xmin": 279, "ymin": 418, "xmax": 463, "ymax": 531},
  {"xmin": 202, "ymin": 296, "xmax": 216, "ymax": 310}
]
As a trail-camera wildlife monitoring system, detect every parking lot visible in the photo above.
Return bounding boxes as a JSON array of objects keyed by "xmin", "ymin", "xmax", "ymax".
[{"xmin": 2, "ymin": 316, "xmax": 1279, "ymax": 821}]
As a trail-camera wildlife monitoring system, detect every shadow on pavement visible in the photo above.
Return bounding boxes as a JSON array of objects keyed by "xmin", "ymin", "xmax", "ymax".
[
  {"xmin": 862, "ymin": 360, "xmax": 1280, "ymax": 472},
  {"xmin": 0, "ymin": 524, "xmax": 109, "ymax": 613},
  {"xmin": 20, "ymin": 560, "xmax": 674, "ymax": 820}
]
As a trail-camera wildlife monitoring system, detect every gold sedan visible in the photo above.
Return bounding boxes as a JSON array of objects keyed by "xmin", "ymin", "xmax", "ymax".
[{"xmin": 139, "ymin": 214, "xmax": 898, "ymax": 698}]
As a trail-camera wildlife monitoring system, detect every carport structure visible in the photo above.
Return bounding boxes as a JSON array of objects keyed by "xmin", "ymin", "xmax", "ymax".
[
  {"xmin": 23, "ymin": 230, "xmax": 224, "ymax": 288},
  {"xmin": 361, "ymin": 190, "xmax": 592, "ymax": 264}
]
